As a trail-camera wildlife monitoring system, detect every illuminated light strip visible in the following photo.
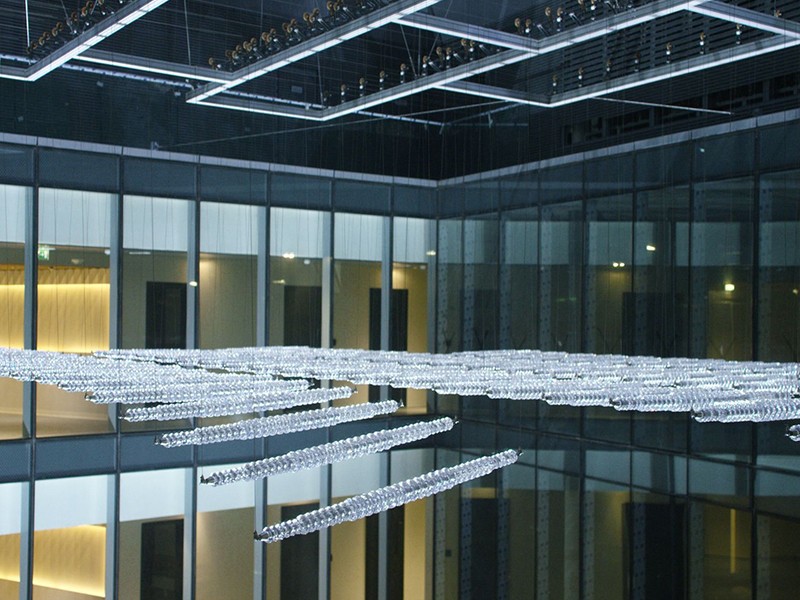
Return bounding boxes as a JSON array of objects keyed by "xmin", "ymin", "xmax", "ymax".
[
  {"xmin": 193, "ymin": 0, "xmax": 705, "ymax": 121},
  {"xmin": 686, "ymin": 0, "xmax": 800, "ymax": 39},
  {"xmin": 547, "ymin": 35, "xmax": 800, "ymax": 107},
  {"xmin": 438, "ymin": 36, "xmax": 800, "ymax": 110},
  {"xmin": 439, "ymin": 81, "xmax": 550, "ymax": 107},
  {"xmin": 395, "ymin": 13, "xmax": 541, "ymax": 52},
  {"xmin": 76, "ymin": 49, "xmax": 232, "ymax": 83},
  {"xmin": 187, "ymin": 0, "xmax": 444, "ymax": 104},
  {"xmin": 0, "ymin": 0, "xmax": 172, "ymax": 82},
  {"xmin": 398, "ymin": 0, "xmax": 703, "ymax": 55}
]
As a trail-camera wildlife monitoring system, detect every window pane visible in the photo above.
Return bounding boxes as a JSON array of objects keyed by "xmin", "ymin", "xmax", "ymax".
[
  {"xmin": 33, "ymin": 475, "xmax": 110, "ymax": 598},
  {"xmin": 0, "ymin": 185, "xmax": 26, "ymax": 440},
  {"xmin": 199, "ymin": 202, "xmax": 259, "ymax": 349},
  {"xmin": 269, "ymin": 207, "xmax": 324, "ymax": 347},
  {"xmin": 120, "ymin": 469, "xmax": 188, "ymax": 600},
  {"xmin": 0, "ymin": 482, "xmax": 22, "ymax": 599},
  {"xmin": 37, "ymin": 188, "xmax": 113, "ymax": 437}
]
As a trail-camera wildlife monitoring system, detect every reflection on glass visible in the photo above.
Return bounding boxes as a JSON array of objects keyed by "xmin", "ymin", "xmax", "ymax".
[
  {"xmin": 585, "ymin": 194, "xmax": 632, "ymax": 354},
  {"xmin": 393, "ymin": 217, "xmax": 430, "ymax": 414},
  {"xmin": 758, "ymin": 170, "xmax": 800, "ymax": 361},
  {"xmin": 463, "ymin": 216, "xmax": 499, "ymax": 352},
  {"xmin": 122, "ymin": 195, "xmax": 189, "ymax": 350},
  {"xmin": 121, "ymin": 196, "xmax": 189, "ymax": 432},
  {"xmin": 540, "ymin": 201, "xmax": 582, "ymax": 353},
  {"xmin": 689, "ymin": 502, "xmax": 751, "ymax": 600},
  {"xmin": 269, "ymin": 207, "xmax": 324, "ymax": 347},
  {"xmin": 437, "ymin": 219, "xmax": 463, "ymax": 354},
  {"xmin": 501, "ymin": 207, "xmax": 538, "ymax": 350},
  {"xmin": 120, "ymin": 469, "xmax": 188, "ymax": 600},
  {"xmin": 334, "ymin": 213, "xmax": 382, "ymax": 404},
  {"xmin": 37, "ymin": 189, "xmax": 113, "ymax": 437},
  {"xmin": 503, "ymin": 462, "xmax": 536, "ymax": 599},
  {"xmin": 0, "ymin": 482, "xmax": 21, "ymax": 599},
  {"xmin": 691, "ymin": 178, "xmax": 753, "ymax": 360},
  {"xmin": 196, "ymin": 465, "xmax": 255, "ymax": 600},
  {"xmin": 582, "ymin": 480, "xmax": 629, "ymax": 599},
  {"xmin": 756, "ymin": 514, "xmax": 800, "ymax": 600},
  {"xmin": 537, "ymin": 469, "xmax": 580, "ymax": 600},
  {"xmin": 0, "ymin": 185, "xmax": 26, "ymax": 439},
  {"xmin": 33, "ymin": 475, "xmax": 109, "ymax": 598},
  {"xmin": 266, "ymin": 467, "xmax": 322, "ymax": 600},
  {"xmin": 199, "ymin": 203, "xmax": 258, "ymax": 349}
]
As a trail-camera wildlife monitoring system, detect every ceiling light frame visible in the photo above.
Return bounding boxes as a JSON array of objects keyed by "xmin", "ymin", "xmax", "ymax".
[
  {"xmin": 0, "ymin": 0, "xmax": 170, "ymax": 82},
  {"xmin": 186, "ymin": 0, "xmax": 445, "ymax": 104}
]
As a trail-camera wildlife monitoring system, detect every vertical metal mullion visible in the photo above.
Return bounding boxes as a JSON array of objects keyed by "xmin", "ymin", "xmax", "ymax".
[
  {"xmin": 318, "ymin": 184, "xmax": 334, "ymax": 600},
  {"xmin": 253, "ymin": 181, "xmax": 270, "ymax": 600},
  {"xmin": 105, "ymin": 157, "xmax": 123, "ymax": 600},
  {"xmin": 376, "ymin": 209, "xmax": 394, "ymax": 600},
  {"xmin": 19, "ymin": 149, "xmax": 39, "ymax": 600},
  {"xmin": 183, "ymin": 174, "xmax": 200, "ymax": 600}
]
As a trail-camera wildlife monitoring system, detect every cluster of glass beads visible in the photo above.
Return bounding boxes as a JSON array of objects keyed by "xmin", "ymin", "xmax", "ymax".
[
  {"xmin": 254, "ymin": 449, "xmax": 519, "ymax": 543},
  {"xmin": 201, "ymin": 417, "xmax": 454, "ymax": 486}
]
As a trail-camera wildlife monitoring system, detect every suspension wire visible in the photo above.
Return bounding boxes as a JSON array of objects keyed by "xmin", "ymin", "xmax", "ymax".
[
  {"xmin": 24, "ymin": 0, "xmax": 31, "ymax": 46},
  {"xmin": 164, "ymin": 100, "xmax": 505, "ymax": 150},
  {"xmin": 183, "ymin": 0, "xmax": 192, "ymax": 65}
]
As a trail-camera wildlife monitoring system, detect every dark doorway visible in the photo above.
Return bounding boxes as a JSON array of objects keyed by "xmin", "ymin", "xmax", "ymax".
[
  {"xmin": 141, "ymin": 519, "xmax": 183, "ymax": 600},
  {"xmin": 284, "ymin": 285, "xmax": 322, "ymax": 347},
  {"xmin": 281, "ymin": 503, "xmax": 320, "ymax": 599},
  {"xmin": 146, "ymin": 282, "xmax": 187, "ymax": 349},
  {"xmin": 369, "ymin": 288, "xmax": 408, "ymax": 401},
  {"xmin": 624, "ymin": 501, "xmax": 686, "ymax": 600},
  {"xmin": 365, "ymin": 505, "xmax": 405, "ymax": 600}
]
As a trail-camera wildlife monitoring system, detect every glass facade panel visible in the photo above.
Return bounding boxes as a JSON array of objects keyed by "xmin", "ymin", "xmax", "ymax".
[
  {"xmin": 0, "ymin": 185, "xmax": 26, "ymax": 440},
  {"xmin": 37, "ymin": 188, "xmax": 113, "ymax": 437},
  {"xmin": 33, "ymin": 475, "xmax": 109, "ymax": 599},
  {"xmin": 199, "ymin": 202, "xmax": 258, "ymax": 349},
  {"xmin": 119, "ymin": 469, "xmax": 188, "ymax": 600},
  {"xmin": 690, "ymin": 178, "xmax": 753, "ymax": 361},
  {"xmin": 393, "ymin": 216, "xmax": 431, "ymax": 414},
  {"xmin": 269, "ymin": 207, "xmax": 325, "ymax": 347},
  {"xmin": 758, "ymin": 170, "xmax": 800, "ymax": 362},
  {"xmin": 0, "ymin": 482, "xmax": 21, "ymax": 599},
  {"xmin": 196, "ymin": 466, "xmax": 255, "ymax": 600}
]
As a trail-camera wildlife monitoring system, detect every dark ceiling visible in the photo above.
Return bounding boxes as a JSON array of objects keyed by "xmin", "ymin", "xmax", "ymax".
[{"xmin": 0, "ymin": 0, "xmax": 798, "ymax": 178}]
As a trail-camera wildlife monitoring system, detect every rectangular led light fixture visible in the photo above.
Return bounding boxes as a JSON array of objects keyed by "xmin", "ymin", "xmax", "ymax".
[
  {"xmin": 19, "ymin": 0, "xmax": 171, "ymax": 82},
  {"xmin": 77, "ymin": 50, "xmax": 232, "ymax": 84},
  {"xmin": 687, "ymin": 0, "xmax": 800, "ymax": 39},
  {"xmin": 395, "ymin": 13, "xmax": 541, "ymax": 52},
  {"xmin": 548, "ymin": 35, "xmax": 800, "ymax": 107},
  {"xmin": 187, "ymin": 0, "xmax": 444, "ymax": 104}
]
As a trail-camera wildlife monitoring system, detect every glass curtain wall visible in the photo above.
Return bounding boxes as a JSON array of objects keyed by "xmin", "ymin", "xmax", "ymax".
[
  {"xmin": 198, "ymin": 202, "xmax": 258, "ymax": 349},
  {"xmin": 0, "ymin": 482, "xmax": 22, "ymax": 598},
  {"xmin": 37, "ymin": 189, "xmax": 113, "ymax": 437},
  {"xmin": 269, "ymin": 206, "xmax": 325, "ymax": 348},
  {"xmin": 33, "ymin": 475, "xmax": 109, "ymax": 599},
  {"xmin": 0, "ymin": 185, "xmax": 26, "ymax": 439},
  {"xmin": 393, "ymin": 215, "xmax": 431, "ymax": 414}
]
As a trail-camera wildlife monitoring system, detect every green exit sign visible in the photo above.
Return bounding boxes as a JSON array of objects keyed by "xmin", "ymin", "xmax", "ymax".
[{"xmin": 37, "ymin": 246, "xmax": 52, "ymax": 261}]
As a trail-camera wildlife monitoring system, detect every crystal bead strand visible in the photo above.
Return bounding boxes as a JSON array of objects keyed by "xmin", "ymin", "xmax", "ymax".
[
  {"xmin": 155, "ymin": 400, "xmax": 400, "ymax": 447},
  {"xmin": 201, "ymin": 417, "xmax": 455, "ymax": 486},
  {"xmin": 122, "ymin": 386, "xmax": 356, "ymax": 422},
  {"xmin": 254, "ymin": 449, "xmax": 519, "ymax": 543}
]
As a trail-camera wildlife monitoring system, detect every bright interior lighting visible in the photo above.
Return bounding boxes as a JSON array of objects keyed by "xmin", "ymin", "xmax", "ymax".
[
  {"xmin": 188, "ymin": 280, "xmax": 198, "ymax": 287},
  {"xmin": 646, "ymin": 244, "xmax": 656, "ymax": 252},
  {"xmin": 724, "ymin": 283, "xmax": 735, "ymax": 292},
  {"xmin": 282, "ymin": 252, "xmax": 296, "ymax": 259}
]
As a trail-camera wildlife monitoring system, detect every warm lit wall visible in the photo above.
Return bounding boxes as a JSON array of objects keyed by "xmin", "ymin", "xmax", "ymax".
[
  {"xmin": 393, "ymin": 264, "xmax": 428, "ymax": 412},
  {"xmin": 37, "ymin": 268, "xmax": 110, "ymax": 353},
  {"xmin": 0, "ymin": 266, "xmax": 23, "ymax": 349},
  {"xmin": 331, "ymin": 517, "xmax": 366, "ymax": 600},
  {"xmin": 403, "ymin": 498, "xmax": 429, "ymax": 600},
  {"xmin": 333, "ymin": 261, "xmax": 381, "ymax": 351},
  {"xmin": 196, "ymin": 508, "xmax": 254, "ymax": 600},
  {"xmin": 199, "ymin": 254, "xmax": 257, "ymax": 349},
  {"xmin": 32, "ymin": 525, "xmax": 106, "ymax": 599}
]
